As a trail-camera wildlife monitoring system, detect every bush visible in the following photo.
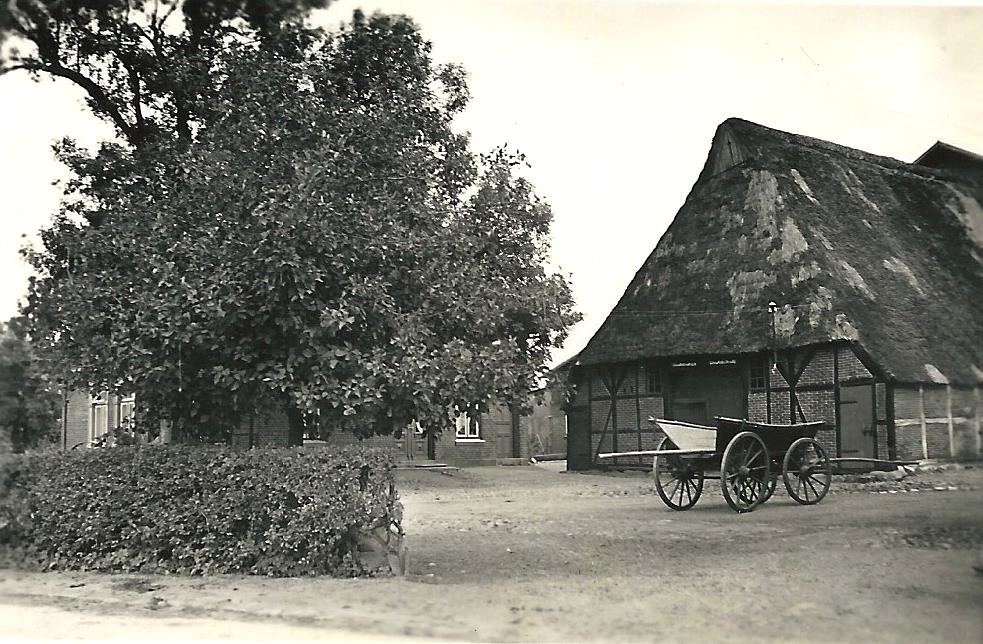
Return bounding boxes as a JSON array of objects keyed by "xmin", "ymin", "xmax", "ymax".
[{"xmin": 0, "ymin": 445, "xmax": 401, "ymax": 577}]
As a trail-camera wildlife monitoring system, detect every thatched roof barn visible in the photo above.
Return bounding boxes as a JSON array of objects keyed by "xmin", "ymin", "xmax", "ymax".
[
  {"xmin": 578, "ymin": 118, "xmax": 983, "ymax": 384},
  {"xmin": 566, "ymin": 118, "xmax": 983, "ymax": 470}
]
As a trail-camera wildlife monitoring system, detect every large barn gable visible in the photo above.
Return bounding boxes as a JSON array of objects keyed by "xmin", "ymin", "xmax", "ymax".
[{"xmin": 578, "ymin": 118, "xmax": 983, "ymax": 386}]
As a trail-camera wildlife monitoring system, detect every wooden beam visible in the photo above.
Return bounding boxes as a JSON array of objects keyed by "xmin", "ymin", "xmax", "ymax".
[
  {"xmin": 919, "ymin": 385, "xmax": 928, "ymax": 459},
  {"xmin": 635, "ymin": 363, "xmax": 642, "ymax": 466},
  {"xmin": 886, "ymin": 382, "xmax": 896, "ymax": 461},
  {"xmin": 598, "ymin": 448, "xmax": 714, "ymax": 459},
  {"xmin": 946, "ymin": 384, "xmax": 954, "ymax": 458},
  {"xmin": 847, "ymin": 341, "xmax": 889, "ymax": 382},
  {"xmin": 871, "ymin": 382, "xmax": 879, "ymax": 459},
  {"xmin": 592, "ymin": 401, "xmax": 614, "ymax": 462},
  {"xmin": 790, "ymin": 346, "xmax": 818, "ymax": 384},
  {"xmin": 833, "ymin": 346, "xmax": 841, "ymax": 458},
  {"xmin": 896, "ymin": 417, "xmax": 972, "ymax": 426},
  {"xmin": 975, "ymin": 386, "xmax": 982, "ymax": 458},
  {"xmin": 587, "ymin": 369, "xmax": 593, "ymax": 466},
  {"xmin": 765, "ymin": 353, "xmax": 772, "ymax": 423}
]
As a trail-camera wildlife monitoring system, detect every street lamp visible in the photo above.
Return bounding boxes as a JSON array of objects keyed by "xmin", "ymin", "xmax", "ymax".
[{"xmin": 767, "ymin": 301, "xmax": 778, "ymax": 373}]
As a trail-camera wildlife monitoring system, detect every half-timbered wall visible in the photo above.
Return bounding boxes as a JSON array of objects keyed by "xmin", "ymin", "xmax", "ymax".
[
  {"xmin": 765, "ymin": 345, "xmax": 841, "ymax": 457},
  {"xmin": 566, "ymin": 362, "xmax": 666, "ymax": 469},
  {"xmin": 893, "ymin": 385, "xmax": 982, "ymax": 461},
  {"xmin": 566, "ymin": 341, "xmax": 982, "ymax": 469}
]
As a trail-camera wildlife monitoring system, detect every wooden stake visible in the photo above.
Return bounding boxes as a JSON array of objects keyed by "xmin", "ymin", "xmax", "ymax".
[
  {"xmin": 919, "ymin": 386, "xmax": 928, "ymax": 459},
  {"xmin": 946, "ymin": 384, "xmax": 954, "ymax": 458},
  {"xmin": 975, "ymin": 386, "xmax": 982, "ymax": 457}
]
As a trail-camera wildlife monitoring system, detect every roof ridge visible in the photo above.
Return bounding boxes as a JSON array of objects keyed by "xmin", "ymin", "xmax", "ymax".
[
  {"xmin": 719, "ymin": 117, "xmax": 962, "ymax": 185},
  {"xmin": 913, "ymin": 140, "xmax": 983, "ymax": 165}
]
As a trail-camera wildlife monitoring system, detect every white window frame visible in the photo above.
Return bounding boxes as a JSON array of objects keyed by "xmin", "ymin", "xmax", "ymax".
[
  {"xmin": 454, "ymin": 406, "xmax": 482, "ymax": 442},
  {"xmin": 119, "ymin": 393, "xmax": 136, "ymax": 430},
  {"xmin": 90, "ymin": 393, "xmax": 109, "ymax": 442}
]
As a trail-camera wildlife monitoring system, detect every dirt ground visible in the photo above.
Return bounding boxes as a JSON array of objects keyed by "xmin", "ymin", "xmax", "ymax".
[{"xmin": 1, "ymin": 462, "xmax": 981, "ymax": 642}]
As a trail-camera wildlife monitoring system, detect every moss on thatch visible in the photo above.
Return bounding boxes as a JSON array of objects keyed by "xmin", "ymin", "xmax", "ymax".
[{"xmin": 578, "ymin": 118, "xmax": 983, "ymax": 385}]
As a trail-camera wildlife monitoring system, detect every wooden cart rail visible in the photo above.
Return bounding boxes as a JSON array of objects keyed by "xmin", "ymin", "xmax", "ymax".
[
  {"xmin": 597, "ymin": 450, "xmax": 919, "ymax": 467},
  {"xmin": 597, "ymin": 449, "xmax": 713, "ymax": 459}
]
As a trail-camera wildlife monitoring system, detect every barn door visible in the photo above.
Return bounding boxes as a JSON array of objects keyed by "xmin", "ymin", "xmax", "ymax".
[
  {"xmin": 839, "ymin": 384, "xmax": 875, "ymax": 459},
  {"xmin": 672, "ymin": 400, "xmax": 710, "ymax": 425},
  {"xmin": 566, "ymin": 408, "xmax": 591, "ymax": 470}
]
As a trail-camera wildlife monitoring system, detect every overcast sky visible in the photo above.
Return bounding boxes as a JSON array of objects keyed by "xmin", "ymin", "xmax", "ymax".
[{"xmin": 1, "ymin": 1, "xmax": 981, "ymax": 365}]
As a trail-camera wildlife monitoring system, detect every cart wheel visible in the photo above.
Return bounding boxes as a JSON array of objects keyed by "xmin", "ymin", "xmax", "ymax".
[
  {"xmin": 754, "ymin": 473, "xmax": 778, "ymax": 505},
  {"xmin": 720, "ymin": 431, "xmax": 771, "ymax": 513},
  {"xmin": 783, "ymin": 437, "xmax": 831, "ymax": 505},
  {"xmin": 654, "ymin": 436, "xmax": 704, "ymax": 511}
]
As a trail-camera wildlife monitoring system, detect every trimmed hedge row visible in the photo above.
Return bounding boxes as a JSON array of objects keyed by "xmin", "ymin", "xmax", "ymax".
[{"xmin": 0, "ymin": 445, "xmax": 401, "ymax": 577}]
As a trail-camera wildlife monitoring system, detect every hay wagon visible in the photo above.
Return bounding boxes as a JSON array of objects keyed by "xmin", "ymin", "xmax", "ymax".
[{"xmin": 601, "ymin": 417, "xmax": 833, "ymax": 513}]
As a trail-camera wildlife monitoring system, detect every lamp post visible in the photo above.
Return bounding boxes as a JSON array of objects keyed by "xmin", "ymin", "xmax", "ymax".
[{"xmin": 767, "ymin": 301, "xmax": 778, "ymax": 373}]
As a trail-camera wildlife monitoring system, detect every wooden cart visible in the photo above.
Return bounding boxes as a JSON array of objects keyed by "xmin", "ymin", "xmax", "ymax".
[{"xmin": 603, "ymin": 417, "xmax": 832, "ymax": 513}]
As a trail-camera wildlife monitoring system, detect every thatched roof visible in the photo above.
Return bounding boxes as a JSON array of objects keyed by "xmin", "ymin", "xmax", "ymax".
[{"xmin": 577, "ymin": 118, "xmax": 983, "ymax": 385}]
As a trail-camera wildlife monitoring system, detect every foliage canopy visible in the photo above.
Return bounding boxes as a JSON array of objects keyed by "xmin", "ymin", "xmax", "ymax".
[
  {"xmin": 11, "ymin": 8, "xmax": 580, "ymax": 440},
  {"xmin": 0, "ymin": 317, "xmax": 60, "ymax": 452},
  {"xmin": 1, "ymin": 0, "xmax": 330, "ymax": 146}
]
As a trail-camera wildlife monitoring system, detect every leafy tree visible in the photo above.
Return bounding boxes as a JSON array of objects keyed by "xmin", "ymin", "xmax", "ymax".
[
  {"xmin": 0, "ymin": 317, "xmax": 60, "ymax": 452},
  {"xmin": 22, "ymin": 12, "xmax": 580, "ymax": 442},
  {"xmin": 0, "ymin": 0, "xmax": 330, "ymax": 147}
]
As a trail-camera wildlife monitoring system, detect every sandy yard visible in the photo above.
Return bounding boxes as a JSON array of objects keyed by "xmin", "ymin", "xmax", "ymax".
[{"xmin": 0, "ymin": 462, "xmax": 981, "ymax": 642}]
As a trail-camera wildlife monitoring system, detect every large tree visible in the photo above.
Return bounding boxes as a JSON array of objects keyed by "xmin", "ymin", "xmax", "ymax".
[
  {"xmin": 0, "ymin": 317, "xmax": 60, "ymax": 452},
  {"xmin": 20, "ymin": 12, "xmax": 579, "ymax": 441},
  {"xmin": 0, "ymin": 0, "xmax": 330, "ymax": 147}
]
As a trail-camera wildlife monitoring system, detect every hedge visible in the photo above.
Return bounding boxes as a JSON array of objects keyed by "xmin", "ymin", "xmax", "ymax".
[{"xmin": 0, "ymin": 445, "xmax": 402, "ymax": 577}]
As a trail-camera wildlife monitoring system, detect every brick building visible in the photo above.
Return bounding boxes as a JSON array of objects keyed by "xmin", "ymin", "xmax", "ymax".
[
  {"xmin": 62, "ymin": 387, "xmax": 566, "ymax": 468},
  {"xmin": 314, "ymin": 387, "xmax": 566, "ymax": 467},
  {"xmin": 565, "ymin": 118, "xmax": 983, "ymax": 470}
]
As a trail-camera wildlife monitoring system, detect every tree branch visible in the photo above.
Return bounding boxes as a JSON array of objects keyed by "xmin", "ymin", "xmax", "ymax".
[{"xmin": 4, "ymin": 60, "xmax": 137, "ymax": 144}]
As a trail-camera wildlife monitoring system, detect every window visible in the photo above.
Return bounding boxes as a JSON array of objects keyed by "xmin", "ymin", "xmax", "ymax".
[
  {"xmin": 119, "ymin": 394, "xmax": 136, "ymax": 430},
  {"xmin": 455, "ymin": 406, "xmax": 481, "ymax": 440},
  {"xmin": 643, "ymin": 363, "xmax": 661, "ymax": 394},
  {"xmin": 90, "ymin": 394, "xmax": 109, "ymax": 442},
  {"xmin": 750, "ymin": 364, "xmax": 767, "ymax": 392}
]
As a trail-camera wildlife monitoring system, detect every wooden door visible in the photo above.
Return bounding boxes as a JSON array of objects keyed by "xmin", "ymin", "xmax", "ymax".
[
  {"xmin": 566, "ymin": 408, "xmax": 591, "ymax": 470},
  {"xmin": 839, "ymin": 384, "xmax": 875, "ymax": 459},
  {"xmin": 401, "ymin": 423, "xmax": 432, "ymax": 461},
  {"xmin": 669, "ymin": 365, "xmax": 743, "ymax": 424},
  {"xmin": 494, "ymin": 415, "xmax": 514, "ymax": 459},
  {"xmin": 672, "ymin": 400, "xmax": 710, "ymax": 425}
]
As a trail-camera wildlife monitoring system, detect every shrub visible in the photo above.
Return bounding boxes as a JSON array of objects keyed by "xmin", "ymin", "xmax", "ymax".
[{"xmin": 0, "ymin": 445, "xmax": 401, "ymax": 577}]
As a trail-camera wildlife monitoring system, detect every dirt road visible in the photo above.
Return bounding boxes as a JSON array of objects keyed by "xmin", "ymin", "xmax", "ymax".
[{"xmin": 1, "ymin": 463, "xmax": 981, "ymax": 642}]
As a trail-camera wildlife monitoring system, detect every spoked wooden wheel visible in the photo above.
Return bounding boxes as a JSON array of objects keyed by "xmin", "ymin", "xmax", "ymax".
[
  {"xmin": 720, "ymin": 431, "xmax": 771, "ymax": 513},
  {"xmin": 783, "ymin": 437, "xmax": 831, "ymax": 505},
  {"xmin": 754, "ymin": 473, "xmax": 778, "ymax": 505},
  {"xmin": 653, "ymin": 436, "xmax": 704, "ymax": 511}
]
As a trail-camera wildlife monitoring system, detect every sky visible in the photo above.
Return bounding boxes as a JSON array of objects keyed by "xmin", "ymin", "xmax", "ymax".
[{"xmin": 1, "ymin": 1, "xmax": 982, "ymax": 366}]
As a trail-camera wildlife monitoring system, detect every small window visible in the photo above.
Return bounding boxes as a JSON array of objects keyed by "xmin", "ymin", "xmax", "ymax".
[
  {"xmin": 643, "ymin": 364, "xmax": 661, "ymax": 394},
  {"xmin": 750, "ymin": 365, "xmax": 767, "ymax": 392},
  {"xmin": 455, "ymin": 406, "xmax": 481, "ymax": 440},
  {"xmin": 119, "ymin": 394, "xmax": 136, "ymax": 430},
  {"xmin": 90, "ymin": 393, "xmax": 109, "ymax": 442}
]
